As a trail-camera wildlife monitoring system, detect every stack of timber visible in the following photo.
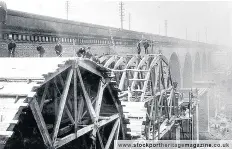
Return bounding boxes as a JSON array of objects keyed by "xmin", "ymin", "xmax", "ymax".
[{"xmin": 121, "ymin": 101, "xmax": 146, "ymax": 138}]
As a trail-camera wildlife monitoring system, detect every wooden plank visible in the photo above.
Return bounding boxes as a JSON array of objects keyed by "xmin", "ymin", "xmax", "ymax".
[
  {"xmin": 105, "ymin": 118, "xmax": 120, "ymax": 149},
  {"xmin": 58, "ymin": 125, "xmax": 73, "ymax": 136},
  {"xmin": 76, "ymin": 66, "xmax": 96, "ymax": 121},
  {"xmin": 30, "ymin": 98, "xmax": 52, "ymax": 147},
  {"xmin": 52, "ymin": 69, "xmax": 73, "ymax": 142},
  {"xmin": 54, "ymin": 114, "xmax": 119, "ymax": 148},
  {"xmin": 40, "ymin": 82, "xmax": 49, "ymax": 111},
  {"xmin": 0, "ymin": 120, "xmax": 18, "ymax": 124},
  {"xmin": 0, "ymin": 131, "xmax": 13, "ymax": 136},
  {"xmin": 40, "ymin": 64, "xmax": 72, "ymax": 87}
]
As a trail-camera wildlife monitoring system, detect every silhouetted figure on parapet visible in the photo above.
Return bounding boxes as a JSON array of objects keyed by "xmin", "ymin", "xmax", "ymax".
[
  {"xmin": 36, "ymin": 43, "xmax": 45, "ymax": 57},
  {"xmin": 143, "ymin": 40, "xmax": 150, "ymax": 54},
  {"xmin": 55, "ymin": 41, "xmax": 63, "ymax": 57},
  {"xmin": 8, "ymin": 39, "xmax": 16, "ymax": 57},
  {"xmin": 137, "ymin": 41, "xmax": 141, "ymax": 55}
]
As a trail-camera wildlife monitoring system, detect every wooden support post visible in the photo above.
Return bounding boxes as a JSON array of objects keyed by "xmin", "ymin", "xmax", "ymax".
[
  {"xmin": 77, "ymin": 95, "xmax": 84, "ymax": 122},
  {"xmin": 152, "ymin": 98, "xmax": 158, "ymax": 140},
  {"xmin": 105, "ymin": 119, "xmax": 120, "ymax": 149},
  {"xmin": 115, "ymin": 119, "xmax": 121, "ymax": 140},
  {"xmin": 147, "ymin": 98, "xmax": 155, "ymax": 139},
  {"xmin": 176, "ymin": 124, "xmax": 181, "ymax": 140},
  {"xmin": 95, "ymin": 80, "xmax": 108, "ymax": 118},
  {"xmin": 107, "ymin": 86, "xmax": 126, "ymax": 140},
  {"xmin": 76, "ymin": 66, "xmax": 96, "ymax": 121},
  {"xmin": 92, "ymin": 80, "xmax": 108, "ymax": 140},
  {"xmin": 58, "ymin": 75, "xmax": 74, "ymax": 114},
  {"xmin": 160, "ymin": 61, "xmax": 166, "ymax": 88},
  {"xmin": 54, "ymin": 114, "xmax": 119, "ymax": 148},
  {"xmin": 58, "ymin": 74, "xmax": 65, "ymax": 86},
  {"xmin": 30, "ymin": 97, "xmax": 53, "ymax": 148},
  {"xmin": 67, "ymin": 99, "xmax": 73, "ymax": 113},
  {"xmin": 97, "ymin": 131, "xmax": 105, "ymax": 149},
  {"xmin": 81, "ymin": 98, "xmax": 96, "ymax": 120},
  {"xmin": 65, "ymin": 105, "xmax": 75, "ymax": 124},
  {"xmin": 54, "ymin": 82, "xmax": 58, "ymax": 116},
  {"xmin": 52, "ymin": 69, "xmax": 73, "ymax": 143},
  {"xmin": 40, "ymin": 82, "xmax": 50, "ymax": 111},
  {"xmin": 73, "ymin": 64, "xmax": 78, "ymax": 133}
]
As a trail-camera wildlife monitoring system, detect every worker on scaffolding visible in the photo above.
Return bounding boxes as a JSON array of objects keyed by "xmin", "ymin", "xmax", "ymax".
[
  {"xmin": 8, "ymin": 39, "xmax": 16, "ymax": 57},
  {"xmin": 36, "ymin": 43, "xmax": 45, "ymax": 57},
  {"xmin": 143, "ymin": 40, "xmax": 150, "ymax": 54},
  {"xmin": 76, "ymin": 47, "xmax": 86, "ymax": 57},
  {"xmin": 85, "ymin": 47, "xmax": 92, "ymax": 59},
  {"xmin": 55, "ymin": 40, "xmax": 63, "ymax": 57},
  {"xmin": 137, "ymin": 40, "xmax": 142, "ymax": 55}
]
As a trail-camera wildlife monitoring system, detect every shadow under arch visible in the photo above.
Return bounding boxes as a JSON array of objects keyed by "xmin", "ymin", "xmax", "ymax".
[
  {"xmin": 183, "ymin": 53, "xmax": 192, "ymax": 88},
  {"xmin": 194, "ymin": 52, "xmax": 201, "ymax": 81},
  {"xmin": 169, "ymin": 52, "xmax": 181, "ymax": 88}
]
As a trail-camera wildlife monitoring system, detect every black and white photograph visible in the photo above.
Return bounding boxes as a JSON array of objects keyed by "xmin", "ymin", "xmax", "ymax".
[{"xmin": 0, "ymin": 0, "xmax": 232, "ymax": 148}]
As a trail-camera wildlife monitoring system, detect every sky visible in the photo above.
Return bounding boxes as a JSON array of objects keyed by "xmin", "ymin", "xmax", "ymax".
[{"xmin": 3, "ymin": 0, "xmax": 232, "ymax": 47}]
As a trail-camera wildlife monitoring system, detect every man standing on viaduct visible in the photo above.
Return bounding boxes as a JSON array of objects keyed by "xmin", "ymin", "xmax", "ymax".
[
  {"xmin": 55, "ymin": 40, "xmax": 63, "ymax": 57},
  {"xmin": 137, "ymin": 40, "xmax": 141, "ymax": 55},
  {"xmin": 143, "ymin": 40, "xmax": 150, "ymax": 54},
  {"xmin": 8, "ymin": 39, "xmax": 16, "ymax": 57},
  {"xmin": 36, "ymin": 43, "xmax": 45, "ymax": 57}
]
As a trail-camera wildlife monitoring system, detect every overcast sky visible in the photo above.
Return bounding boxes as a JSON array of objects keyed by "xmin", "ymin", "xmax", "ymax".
[{"xmin": 4, "ymin": 0, "xmax": 232, "ymax": 46}]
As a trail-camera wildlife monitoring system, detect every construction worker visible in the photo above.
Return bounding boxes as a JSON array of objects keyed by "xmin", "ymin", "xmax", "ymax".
[
  {"xmin": 143, "ymin": 40, "xmax": 150, "ymax": 54},
  {"xmin": 55, "ymin": 41, "xmax": 63, "ymax": 57},
  {"xmin": 36, "ymin": 43, "xmax": 45, "ymax": 57},
  {"xmin": 137, "ymin": 41, "xmax": 141, "ymax": 55},
  {"xmin": 85, "ymin": 47, "xmax": 93, "ymax": 59},
  {"xmin": 76, "ymin": 47, "xmax": 86, "ymax": 57},
  {"xmin": 8, "ymin": 39, "xmax": 16, "ymax": 57}
]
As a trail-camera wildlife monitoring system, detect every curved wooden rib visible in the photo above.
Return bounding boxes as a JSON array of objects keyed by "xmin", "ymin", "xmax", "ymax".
[{"xmin": 118, "ymin": 56, "xmax": 138, "ymax": 90}]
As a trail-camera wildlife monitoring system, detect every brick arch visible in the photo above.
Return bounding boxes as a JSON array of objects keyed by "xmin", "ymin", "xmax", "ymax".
[
  {"xmin": 183, "ymin": 52, "xmax": 192, "ymax": 88},
  {"xmin": 194, "ymin": 52, "xmax": 201, "ymax": 81},
  {"xmin": 169, "ymin": 52, "xmax": 181, "ymax": 88}
]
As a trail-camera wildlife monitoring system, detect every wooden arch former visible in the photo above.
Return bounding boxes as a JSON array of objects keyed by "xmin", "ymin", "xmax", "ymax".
[
  {"xmin": 100, "ymin": 54, "xmax": 181, "ymax": 140},
  {"xmin": 0, "ymin": 58, "xmax": 124, "ymax": 149}
]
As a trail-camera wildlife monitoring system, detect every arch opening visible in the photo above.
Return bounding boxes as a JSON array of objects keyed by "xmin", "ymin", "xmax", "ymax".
[
  {"xmin": 194, "ymin": 52, "xmax": 201, "ymax": 81},
  {"xmin": 169, "ymin": 53, "xmax": 181, "ymax": 88},
  {"xmin": 183, "ymin": 53, "xmax": 192, "ymax": 88}
]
